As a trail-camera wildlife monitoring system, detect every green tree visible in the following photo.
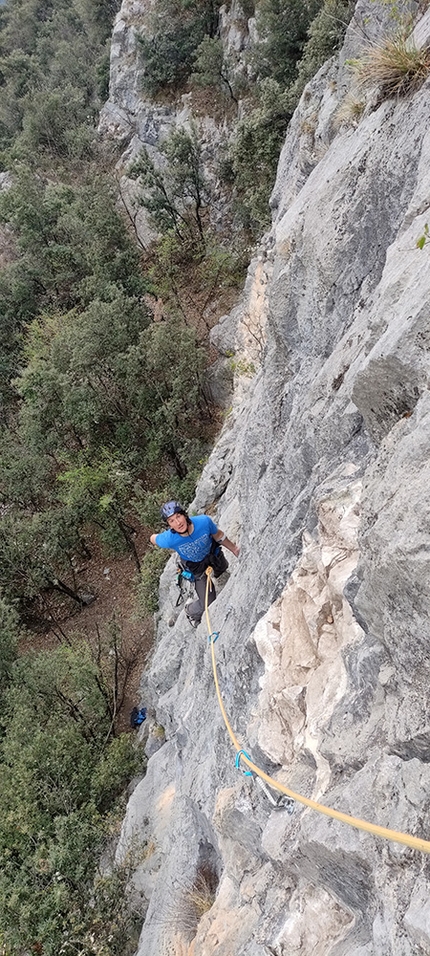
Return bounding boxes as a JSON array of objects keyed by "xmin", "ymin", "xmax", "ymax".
[
  {"xmin": 57, "ymin": 454, "xmax": 141, "ymax": 567},
  {"xmin": 0, "ymin": 0, "xmax": 56, "ymax": 59},
  {"xmin": 0, "ymin": 301, "xmax": 208, "ymax": 614},
  {"xmin": 0, "ymin": 261, "xmax": 39, "ymax": 420},
  {"xmin": 0, "ymin": 172, "xmax": 146, "ymax": 310},
  {"xmin": 15, "ymin": 86, "xmax": 94, "ymax": 159},
  {"xmin": 229, "ymin": 79, "xmax": 293, "ymax": 237},
  {"xmin": 0, "ymin": 595, "xmax": 20, "ymax": 705},
  {"xmin": 293, "ymin": 0, "xmax": 354, "ymax": 93},
  {"xmin": 0, "ymin": 170, "xmax": 148, "ymax": 419},
  {"xmin": 137, "ymin": 0, "xmax": 221, "ymax": 96},
  {"xmin": 130, "ymin": 125, "xmax": 210, "ymax": 250},
  {"xmin": 16, "ymin": 295, "xmax": 150, "ymax": 454},
  {"xmin": 73, "ymin": 0, "xmax": 122, "ymax": 41},
  {"xmin": 0, "ymin": 507, "xmax": 93, "ymax": 611},
  {"xmin": 227, "ymin": 0, "xmax": 354, "ymax": 239},
  {"xmin": 125, "ymin": 318, "xmax": 208, "ymax": 476},
  {"xmin": 192, "ymin": 35, "xmax": 240, "ymax": 103},
  {"xmin": 0, "ymin": 0, "xmax": 118, "ymax": 161},
  {"xmin": 251, "ymin": 0, "xmax": 323, "ymax": 87},
  {"xmin": 0, "ymin": 49, "xmax": 41, "ymax": 150},
  {"xmin": 0, "ymin": 641, "xmax": 141, "ymax": 955}
]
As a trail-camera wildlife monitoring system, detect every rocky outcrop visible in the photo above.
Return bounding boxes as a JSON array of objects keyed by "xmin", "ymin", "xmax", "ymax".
[
  {"xmin": 113, "ymin": 1, "xmax": 430, "ymax": 953},
  {"xmin": 99, "ymin": 0, "xmax": 252, "ymax": 247}
]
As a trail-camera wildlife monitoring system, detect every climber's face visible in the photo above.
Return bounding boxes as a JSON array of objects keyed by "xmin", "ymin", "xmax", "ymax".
[{"xmin": 167, "ymin": 512, "xmax": 188, "ymax": 534}]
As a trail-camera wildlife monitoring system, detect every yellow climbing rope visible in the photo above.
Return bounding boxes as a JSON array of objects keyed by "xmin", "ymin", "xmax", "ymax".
[{"xmin": 204, "ymin": 569, "xmax": 430, "ymax": 854}]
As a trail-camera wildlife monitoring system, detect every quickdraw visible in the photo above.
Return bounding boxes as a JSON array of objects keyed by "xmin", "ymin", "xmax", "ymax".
[{"xmin": 175, "ymin": 565, "xmax": 195, "ymax": 606}]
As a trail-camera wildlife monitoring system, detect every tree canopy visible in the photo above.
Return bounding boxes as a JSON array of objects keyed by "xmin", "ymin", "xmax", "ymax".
[{"xmin": 0, "ymin": 638, "xmax": 143, "ymax": 956}]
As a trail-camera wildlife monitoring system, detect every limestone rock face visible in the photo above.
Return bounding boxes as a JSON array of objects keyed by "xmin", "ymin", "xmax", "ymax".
[
  {"xmin": 99, "ymin": 0, "xmax": 252, "ymax": 247},
  {"xmin": 114, "ymin": 1, "xmax": 430, "ymax": 953}
]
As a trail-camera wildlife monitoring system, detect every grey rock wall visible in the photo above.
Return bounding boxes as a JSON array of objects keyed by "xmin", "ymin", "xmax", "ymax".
[{"xmin": 113, "ymin": 2, "xmax": 430, "ymax": 954}]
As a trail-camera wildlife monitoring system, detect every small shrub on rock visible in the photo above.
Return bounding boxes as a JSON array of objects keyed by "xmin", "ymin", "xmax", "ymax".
[{"xmin": 352, "ymin": 36, "xmax": 430, "ymax": 98}]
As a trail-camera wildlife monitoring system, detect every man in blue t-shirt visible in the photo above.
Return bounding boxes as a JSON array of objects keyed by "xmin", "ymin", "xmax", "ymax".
[{"xmin": 150, "ymin": 500, "xmax": 240, "ymax": 627}]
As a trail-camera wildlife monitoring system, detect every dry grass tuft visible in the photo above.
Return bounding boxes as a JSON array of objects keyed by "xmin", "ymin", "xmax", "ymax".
[
  {"xmin": 186, "ymin": 872, "xmax": 216, "ymax": 920},
  {"xmin": 333, "ymin": 92, "xmax": 366, "ymax": 129},
  {"xmin": 352, "ymin": 37, "xmax": 430, "ymax": 98},
  {"xmin": 172, "ymin": 865, "xmax": 218, "ymax": 937}
]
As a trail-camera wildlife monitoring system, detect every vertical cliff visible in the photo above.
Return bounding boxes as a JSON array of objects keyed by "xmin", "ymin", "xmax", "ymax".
[{"xmin": 110, "ymin": 1, "xmax": 430, "ymax": 953}]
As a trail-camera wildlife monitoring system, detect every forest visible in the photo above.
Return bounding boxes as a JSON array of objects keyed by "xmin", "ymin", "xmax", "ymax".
[{"xmin": 0, "ymin": 0, "xmax": 353, "ymax": 952}]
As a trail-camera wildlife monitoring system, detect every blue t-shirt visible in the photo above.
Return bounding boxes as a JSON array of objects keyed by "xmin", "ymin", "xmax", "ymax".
[{"xmin": 155, "ymin": 514, "xmax": 218, "ymax": 562}]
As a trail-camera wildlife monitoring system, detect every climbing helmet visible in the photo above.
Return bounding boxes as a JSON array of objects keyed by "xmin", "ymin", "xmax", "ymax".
[{"xmin": 160, "ymin": 500, "xmax": 183, "ymax": 521}]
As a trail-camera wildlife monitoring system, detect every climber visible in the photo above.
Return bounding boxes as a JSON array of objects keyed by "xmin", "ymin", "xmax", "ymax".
[{"xmin": 149, "ymin": 500, "xmax": 240, "ymax": 627}]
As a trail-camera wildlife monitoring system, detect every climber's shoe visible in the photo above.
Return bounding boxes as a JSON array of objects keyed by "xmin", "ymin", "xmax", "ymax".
[{"xmin": 185, "ymin": 601, "xmax": 199, "ymax": 629}]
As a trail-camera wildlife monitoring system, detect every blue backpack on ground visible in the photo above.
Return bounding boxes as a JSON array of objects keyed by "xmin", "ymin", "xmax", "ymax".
[{"xmin": 130, "ymin": 706, "xmax": 147, "ymax": 728}]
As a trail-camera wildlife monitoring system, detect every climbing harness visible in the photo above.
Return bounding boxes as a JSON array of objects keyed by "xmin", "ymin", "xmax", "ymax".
[
  {"xmin": 175, "ymin": 556, "xmax": 218, "ymax": 607},
  {"xmin": 204, "ymin": 571, "xmax": 430, "ymax": 854}
]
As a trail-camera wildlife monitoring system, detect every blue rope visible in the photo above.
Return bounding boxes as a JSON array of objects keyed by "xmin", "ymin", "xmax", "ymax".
[
  {"xmin": 235, "ymin": 749, "xmax": 253, "ymax": 777},
  {"xmin": 208, "ymin": 631, "xmax": 220, "ymax": 644}
]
